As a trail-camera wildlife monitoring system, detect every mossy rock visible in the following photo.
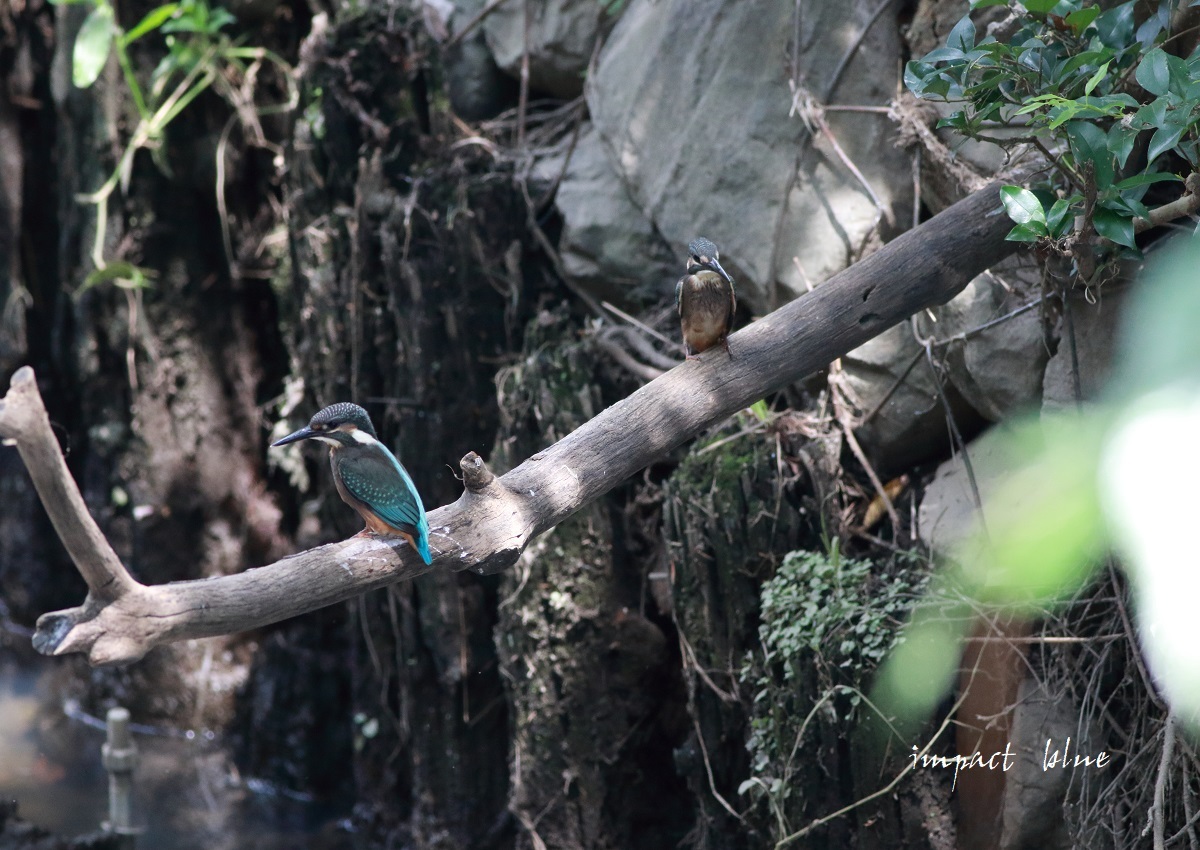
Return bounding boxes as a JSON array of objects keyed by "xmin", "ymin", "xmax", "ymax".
[
  {"xmin": 494, "ymin": 313, "xmax": 690, "ymax": 849},
  {"xmin": 661, "ymin": 426, "xmax": 819, "ymax": 846}
]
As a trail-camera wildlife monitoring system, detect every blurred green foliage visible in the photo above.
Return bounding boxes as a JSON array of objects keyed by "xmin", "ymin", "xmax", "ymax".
[{"xmin": 875, "ymin": 235, "xmax": 1200, "ymax": 729}]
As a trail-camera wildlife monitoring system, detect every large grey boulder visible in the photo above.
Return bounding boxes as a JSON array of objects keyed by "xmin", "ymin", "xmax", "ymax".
[
  {"xmin": 841, "ymin": 321, "xmax": 975, "ymax": 473},
  {"xmin": 588, "ymin": 0, "xmax": 912, "ymax": 312},
  {"xmin": 442, "ymin": 0, "xmax": 518, "ymax": 120},
  {"xmin": 917, "ymin": 256, "xmax": 1050, "ymax": 422},
  {"xmin": 550, "ymin": 124, "xmax": 676, "ymax": 305},
  {"xmin": 1042, "ymin": 287, "xmax": 1129, "ymax": 412},
  {"xmin": 916, "ymin": 427, "xmax": 1011, "ymax": 555},
  {"xmin": 998, "ymin": 680, "xmax": 1098, "ymax": 850},
  {"xmin": 484, "ymin": 0, "xmax": 611, "ymax": 98}
]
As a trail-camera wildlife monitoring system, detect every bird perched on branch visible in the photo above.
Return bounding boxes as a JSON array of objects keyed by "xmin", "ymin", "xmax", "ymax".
[
  {"xmin": 272, "ymin": 403, "xmax": 432, "ymax": 565},
  {"xmin": 675, "ymin": 237, "xmax": 736, "ymax": 359}
]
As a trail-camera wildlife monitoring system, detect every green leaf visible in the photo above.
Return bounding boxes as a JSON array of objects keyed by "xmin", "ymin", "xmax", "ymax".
[
  {"xmin": 921, "ymin": 75, "xmax": 955, "ymax": 98},
  {"xmin": 904, "ymin": 60, "xmax": 935, "ymax": 95},
  {"xmin": 747, "ymin": 400, "xmax": 770, "ymax": 422},
  {"xmin": 1089, "ymin": 93, "xmax": 1138, "ymax": 109},
  {"xmin": 936, "ymin": 111, "xmax": 968, "ymax": 129},
  {"xmin": 1166, "ymin": 53, "xmax": 1191, "ymax": 96},
  {"xmin": 79, "ymin": 262, "xmax": 157, "ymax": 294},
  {"xmin": 1107, "ymin": 123, "xmax": 1139, "ymax": 169},
  {"xmin": 1147, "ymin": 121, "xmax": 1187, "ymax": 165},
  {"xmin": 1113, "ymin": 172, "xmax": 1183, "ymax": 190},
  {"xmin": 1136, "ymin": 48, "xmax": 1171, "ymax": 96},
  {"xmin": 1015, "ymin": 93, "xmax": 1063, "ymax": 115},
  {"xmin": 1046, "ymin": 198, "xmax": 1073, "ymax": 238},
  {"xmin": 1067, "ymin": 121, "xmax": 1113, "ymax": 188},
  {"xmin": 122, "ymin": 3, "xmax": 179, "ymax": 45},
  {"xmin": 208, "ymin": 7, "xmax": 235, "ymax": 30},
  {"xmin": 924, "ymin": 46, "xmax": 967, "ymax": 63},
  {"xmin": 1095, "ymin": 1, "xmax": 1135, "ymax": 48},
  {"xmin": 1023, "ymin": 0, "xmax": 1057, "ymax": 13},
  {"xmin": 1083, "ymin": 59, "xmax": 1109, "ymax": 95},
  {"xmin": 1177, "ymin": 139, "xmax": 1199, "ymax": 167},
  {"xmin": 1046, "ymin": 102, "xmax": 1082, "ymax": 130},
  {"xmin": 1000, "ymin": 185, "xmax": 1046, "ymax": 226},
  {"xmin": 1093, "ymin": 208, "xmax": 1136, "ymax": 248},
  {"xmin": 1006, "ymin": 223, "xmax": 1048, "ymax": 242},
  {"xmin": 73, "ymin": 3, "xmax": 115, "ymax": 89},
  {"xmin": 947, "ymin": 15, "xmax": 976, "ymax": 53},
  {"xmin": 1065, "ymin": 6, "xmax": 1100, "ymax": 33},
  {"xmin": 1115, "ymin": 196, "xmax": 1151, "ymax": 220},
  {"xmin": 970, "ymin": 0, "xmax": 1008, "ymax": 7},
  {"xmin": 1136, "ymin": 5, "xmax": 1169, "ymax": 48},
  {"xmin": 1060, "ymin": 49, "xmax": 1112, "ymax": 77}
]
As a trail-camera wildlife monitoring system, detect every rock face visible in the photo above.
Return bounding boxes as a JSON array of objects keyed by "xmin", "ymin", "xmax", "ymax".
[
  {"xmin": 919, "ymin": 256, "xmax": 1050, "ymax": 422},
  {"xmin": 999, "ymin": 681, "xmax": 1088, "ymax": 850},
  {"xmin": 843, "ymin": 256, "xmax": 1046, "ymax": 470},
  {"xmin": 443, "ymin": 0, "xmax": 518, "ymax": 120},
  {"xmin": 916, "ymin": 428, "xmax": 1011, "ymax": 555},
  {"xmin": 841, "ymin": 322, "xmax": 977, "ymax": 473},
  {"xmin": 483, "ymin": 0, "xmax": 611, "ymax": 98},
  {"xmin": 1042, "ymin": 288, "xmax": 1128, "ymax": 413},
  {"xmin": 588, "ymin": 0, "xmax": 912, "ymax": 311},
  {"xmin": 552, "ymin": 125, "xmax": 677, "ymax": 305}
]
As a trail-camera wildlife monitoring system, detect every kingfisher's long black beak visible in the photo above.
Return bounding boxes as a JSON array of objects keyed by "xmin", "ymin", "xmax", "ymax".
[
  {"xmin": 706, "ymin": 257, "xmax": 733, "ymax": 285},
  {"xmin": 272, "ymin": 426, "xmax": 316, "ymax": 447}
]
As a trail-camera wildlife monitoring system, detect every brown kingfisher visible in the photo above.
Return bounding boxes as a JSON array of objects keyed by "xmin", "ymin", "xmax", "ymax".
[
  {"xmin": 272, "ymin": 402, "xmax": 432, "ymax": 564},
  {"xmin": 675, "ymin": 237, "xmax": 736, "ymax": 359}
]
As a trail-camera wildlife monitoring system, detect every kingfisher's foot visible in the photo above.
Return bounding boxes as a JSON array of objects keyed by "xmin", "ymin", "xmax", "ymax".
[
  {"xmin": 354, "ymin": 528, "xmax": 374, "ymax": 538},
  {"xmin": 685, "ymin": 352, "xmax": 700, "ymax": 361},
  {"xmin": 722, "ymin": 339, "xmax": 733, "ymax": 359}
]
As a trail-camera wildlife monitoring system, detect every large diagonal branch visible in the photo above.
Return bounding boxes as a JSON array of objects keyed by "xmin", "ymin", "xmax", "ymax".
[{"xmin": 6, "ymin": 184, "xmax": 1014, "ymax": 667}]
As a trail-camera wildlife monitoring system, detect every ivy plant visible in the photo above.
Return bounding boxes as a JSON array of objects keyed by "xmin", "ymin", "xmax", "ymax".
[
  {"xmin": 738, "ymin": 546, "xmax": 928, "ymax": 824},
  {"xmin": 906, "ymin": 0, "xmax": 1200, "ymax": 258}
]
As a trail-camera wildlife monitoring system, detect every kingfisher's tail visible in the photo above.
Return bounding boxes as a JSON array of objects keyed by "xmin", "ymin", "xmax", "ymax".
[{"xmin": 415, "ymin": 532, "xmax": 432, "ymax": 565}]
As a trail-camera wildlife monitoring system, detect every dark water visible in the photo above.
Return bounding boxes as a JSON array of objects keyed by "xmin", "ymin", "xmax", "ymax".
[{"xmin": 0, "ymin": 658, "xmax": 351, "ymax": 850}]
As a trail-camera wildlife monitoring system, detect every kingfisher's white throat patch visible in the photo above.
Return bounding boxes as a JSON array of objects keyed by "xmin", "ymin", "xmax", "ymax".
[{"xmin": 337, "ymin": 424, "xmax": 380, "ymax": 446}]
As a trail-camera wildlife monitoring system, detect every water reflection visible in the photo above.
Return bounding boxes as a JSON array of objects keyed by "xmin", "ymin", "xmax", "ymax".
[{"xmin": 0, "ymin": 657, "xmax": 351, "ymax": 850}]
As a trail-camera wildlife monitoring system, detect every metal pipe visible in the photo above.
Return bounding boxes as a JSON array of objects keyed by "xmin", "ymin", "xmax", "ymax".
[{"xmin": 102, "ymin": 707, "xmax": 138, "ymax": 846}]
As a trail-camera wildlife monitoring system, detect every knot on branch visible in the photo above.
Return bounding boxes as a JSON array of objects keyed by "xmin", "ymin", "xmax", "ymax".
[{"xmin": 461, "ymin": 451, "xmax": 496, "ymax": 493}]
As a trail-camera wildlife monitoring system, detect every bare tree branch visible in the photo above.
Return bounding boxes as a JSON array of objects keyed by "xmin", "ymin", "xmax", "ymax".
[
  {"xmin": 0, "ymin": 369, "xmax": 138, "ymax": 604},
  {"xmin": 5, "ymin": 183, "xmax": 1015, "ymax": 667}
]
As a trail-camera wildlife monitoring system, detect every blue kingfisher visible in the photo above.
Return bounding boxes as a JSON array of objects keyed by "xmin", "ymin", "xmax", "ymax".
[
  {"xmin": 675, "ymin": 237, "xmax": 735, "ymax": 359},
  {"xmin": 272, "ymin": 402, "xmax": 433, "ymax": 564}
]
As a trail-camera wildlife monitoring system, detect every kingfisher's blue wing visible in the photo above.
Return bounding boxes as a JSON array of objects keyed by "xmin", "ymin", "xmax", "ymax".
[
  {"xmin": 675, "ymin": 276, "xmax": 685, "ymax": 316},
  {"xmin": 336, "ymin": 448, "xmax": 431, "ymax": 562}
]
